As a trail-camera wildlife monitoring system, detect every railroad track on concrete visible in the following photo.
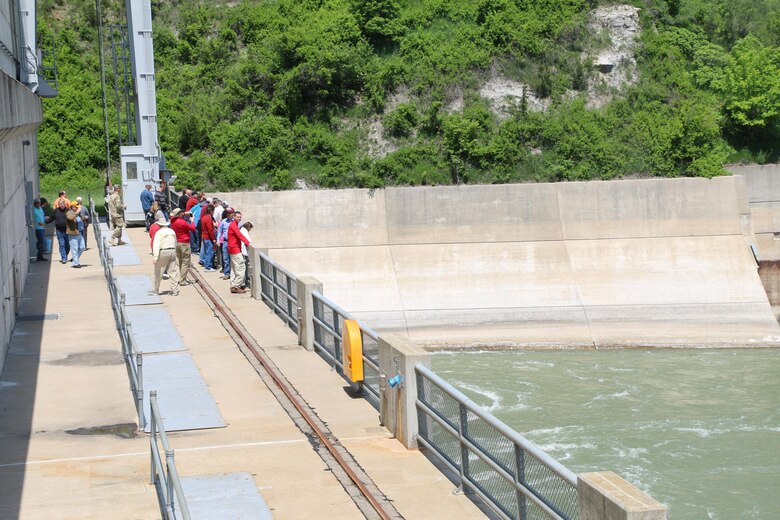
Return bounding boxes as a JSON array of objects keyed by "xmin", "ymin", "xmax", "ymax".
[{"xmin": 189, "ymin": 268, "xmax": 403, "ymax": 520}]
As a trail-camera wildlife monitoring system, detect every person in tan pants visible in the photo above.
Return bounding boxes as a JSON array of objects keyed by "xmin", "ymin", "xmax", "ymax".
[{"xmin": 152, "ymin": 218, "xmax": 179, "ymax": 296}]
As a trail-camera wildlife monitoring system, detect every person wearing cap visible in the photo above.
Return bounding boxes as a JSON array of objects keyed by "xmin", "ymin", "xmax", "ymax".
[
  {"xmin": 217, "ymin": 207, "xmax": 234, "ymax": 280},
  {"xmin": 152, "ymin": 217, "xmax": 179, "ymax": 296},
  {"xmin": 170, "ymin": 208, "xmax": 196, "ymax": 285},
  {"xmin": 75, "ymin": 196, "xmax": 91, "ymax": 249},
  {"xmin": 140, "ymin": 184, "xmax": 154, "ymax": 230},
  {"xmin": 108, "ymin": 185, "xmax": 127, "ymax": 246},
  {"xmin": 32, "ymin": 198, "xmax": 48, "ymax": 261},
  {"xmin": 66, "ymin": 201, "xmax": 85, "ymax": 268},
  {"xmin": 227, "ymin": 211, "xmax": 251, "ymax": 293}
]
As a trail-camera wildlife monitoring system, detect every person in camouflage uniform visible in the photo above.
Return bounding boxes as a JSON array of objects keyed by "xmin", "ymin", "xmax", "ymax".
[{"xmin": 108, "ymin": 186, "xmax": 127, "ymax": 246}]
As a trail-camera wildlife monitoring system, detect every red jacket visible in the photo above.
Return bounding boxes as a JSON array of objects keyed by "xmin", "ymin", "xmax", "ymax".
[
  {"xmin": 185, "ymin": 197, "xmax": 198, "ymax": 211},
  {"xmin": 227, "ymin": 220, "xmax": 250, "ymax": 255},
  {"xmin": 170, "ymin": 216, "xmax": 196, "ymax": 243},
  {"xmin": 200, "ymin": 213, "xmax": 216, "ymax": 241},
  {"xmin": 149, "ymin": 222, "xmax": 160, "ymax": 250}
]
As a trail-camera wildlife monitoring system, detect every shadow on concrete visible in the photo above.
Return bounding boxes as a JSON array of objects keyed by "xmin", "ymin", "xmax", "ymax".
[{"xmin": 0, "ymin": 235, "xmax": 53, "ymax": 519}]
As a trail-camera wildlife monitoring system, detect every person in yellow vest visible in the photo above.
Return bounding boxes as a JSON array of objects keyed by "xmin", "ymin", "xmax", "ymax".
[{"xmin": 108, "ymin": 186, "xmax": 127, "ymax": 246}]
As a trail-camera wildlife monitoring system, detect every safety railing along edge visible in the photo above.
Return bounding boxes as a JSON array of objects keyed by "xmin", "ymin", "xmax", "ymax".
[
  {"xmin": 415, "ymin": 363, "xmax": 578, "ymax": 520},
  {"xmin": 150, "ymin": 390, "xmax": 191, "ymax": 520},
  {"xmin": 252, "ymin": 247, "xmax": 579, "ymax": 519},
  {"xmin": 90, "ymin": 196, "xmax": 146, "ymax": 429}
]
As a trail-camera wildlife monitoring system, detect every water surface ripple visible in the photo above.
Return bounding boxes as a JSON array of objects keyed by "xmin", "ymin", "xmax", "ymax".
[{"xmin": 432, "ymin": 349, "xmax": 780, "ymax": 519}]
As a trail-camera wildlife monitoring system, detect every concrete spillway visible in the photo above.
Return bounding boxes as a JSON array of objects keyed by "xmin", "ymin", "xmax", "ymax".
[{"xmin": 218, "ymin": 176, "xmax": 780, "ymax": 348}]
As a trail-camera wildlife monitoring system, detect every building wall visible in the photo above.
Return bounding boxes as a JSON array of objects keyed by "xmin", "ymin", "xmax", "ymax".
[{"xmin": 0, "ymin": 69, "xmax": 42, "ymax": 376}]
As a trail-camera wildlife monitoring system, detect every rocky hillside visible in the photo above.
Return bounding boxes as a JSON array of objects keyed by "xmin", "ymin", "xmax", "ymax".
[{"xmin": 37, "ymin": 0, "xmax": 780, "ymax": 191}]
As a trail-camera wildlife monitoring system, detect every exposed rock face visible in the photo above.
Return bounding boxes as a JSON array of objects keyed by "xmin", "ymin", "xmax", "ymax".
[
  {"xmin": 479, "ymin": 77, "xmax": 551, "ymax": 119},
  {"xmin": 475, "ymin": 4, "xmax": 641, "ymax": 114},
  {"xmin": 586, "ymin": 4, "xmax": 641, "ymax": 108}
]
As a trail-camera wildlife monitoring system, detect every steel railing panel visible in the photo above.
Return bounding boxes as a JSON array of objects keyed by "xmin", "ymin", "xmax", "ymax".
[{"xmin": 415, "ymin": 364, "xmax": 578, "ymax": 520}]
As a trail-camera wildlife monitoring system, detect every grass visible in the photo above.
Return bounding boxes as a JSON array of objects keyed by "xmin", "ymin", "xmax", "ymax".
[{"xmin": 39, "ymin": 178, "xmax": 108, "ymax": 216}]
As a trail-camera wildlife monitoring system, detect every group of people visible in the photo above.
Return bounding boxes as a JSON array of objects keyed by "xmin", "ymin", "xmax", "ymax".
[
  {"xmin": 145, "ymin": 187, "xmax": 254, "ymax": 297},
  {"xmin": 34, "ymin": 190, "xmax": 91, "ymax": 268}
]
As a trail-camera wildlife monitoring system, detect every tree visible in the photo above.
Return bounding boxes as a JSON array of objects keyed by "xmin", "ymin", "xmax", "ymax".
[{"xmin": 718, "ymin": 35, "xmax": 780, "ymax": 130}]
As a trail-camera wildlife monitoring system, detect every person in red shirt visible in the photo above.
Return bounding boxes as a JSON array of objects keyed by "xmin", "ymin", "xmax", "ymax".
[
  {"xmin": 227, "ymin": 211, "xmax": 251, "ymax": 293},
  {"xmin": 199, "ymin": 205, "xmax": 217, "ymax": 271},
  {"xmin": 185, "ymin": 193, "xmax": 199, "ymax": 212},
  {"xmin": 170, "ymin": 208, "xmax": 196, "ymax": 285}
]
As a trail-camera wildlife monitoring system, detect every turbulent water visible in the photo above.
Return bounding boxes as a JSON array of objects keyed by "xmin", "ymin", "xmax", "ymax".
[{"xmin": 431, "ymin": 349, "xmax": 780, "ymax": 519}]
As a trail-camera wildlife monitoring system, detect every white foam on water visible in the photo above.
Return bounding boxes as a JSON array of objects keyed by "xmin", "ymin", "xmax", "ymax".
[
  {"xmin": 454, "ymin": 381, "xmax": 502, "ymax": 412},
  {"xmin": 0, "ymin": 381, "xmax": 18, "ymax": 389}
]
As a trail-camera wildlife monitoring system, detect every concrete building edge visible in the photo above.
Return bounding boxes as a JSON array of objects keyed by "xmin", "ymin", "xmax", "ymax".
[{"xmin": 0, "ymin": 71, "xmax": 43, "ymax": 378}]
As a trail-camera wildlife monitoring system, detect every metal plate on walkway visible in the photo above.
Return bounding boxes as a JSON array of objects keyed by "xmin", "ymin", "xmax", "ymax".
[
  {"xmin": 125, "ymin": 306, "xmax": 186, "ymax": 353},
  {"xmin": 109, "ymin": 244, "xmax": 142, "ymax": 266},
  {"xmin": 99, "ymin": 223, "xmax": 133, "ymax": 244},
  {"xmin": 177, "ymin": 473, "xmax": 272, "ymax": 520},
  {"xmin": 116, "ymin": 275, "xmax": 162, "ymax": 306},
  {"xmin": 143, "ymin": 353, "xmax": 224, "ymax": 432}
]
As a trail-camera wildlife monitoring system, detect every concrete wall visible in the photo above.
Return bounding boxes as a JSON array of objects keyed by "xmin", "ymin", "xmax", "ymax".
[
  {"xmin": 0, "ymin": 71, "xmax": 43, "ymax": 376},
  {"xmin": 215, "ymin": 175, "xmax": 780, "ymax": 349},
  {"xmin": 726, "ymin": 164, "xmax": 780, "ymax": 260}
]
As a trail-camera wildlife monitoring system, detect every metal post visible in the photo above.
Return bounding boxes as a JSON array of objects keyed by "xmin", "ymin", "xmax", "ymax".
[
  {"xmin": 150, "ymin": 390, "xmax": 157, "ymax": 484},
  {"xmin": 514, "ymin": 444, "xmax": 527, "ymax": 519},
  {"xmin": 458, "ymin": 404, "xmax": 469, "ymax": 493},
  {"xmin": 136, "ymin": 352, "xmax": 144, "ymax": 428},
  {"xmin": 165, "ymin": 449, "xmax": 175, "ymax": 514}
]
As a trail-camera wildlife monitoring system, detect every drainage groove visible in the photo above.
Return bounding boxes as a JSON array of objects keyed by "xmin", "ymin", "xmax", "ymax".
[{"xmin": 189, "ymin": 268, "xmax": 403, "ymax": 520}]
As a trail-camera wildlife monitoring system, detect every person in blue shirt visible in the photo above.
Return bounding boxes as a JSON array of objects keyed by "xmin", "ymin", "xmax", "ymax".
[
  {"xmin": 191, "ymin": 200, "xmax": 203, "ymax": 254},
  {"xmin": 33, "ymin": 198, "xmax": 48, "ymax": 261},
  {"xmin": 140, "ymin": 184, "xmax": 154, "ymax": 231}
]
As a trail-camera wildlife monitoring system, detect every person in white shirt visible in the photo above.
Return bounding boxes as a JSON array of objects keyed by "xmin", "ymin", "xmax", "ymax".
[
  {"xmin": 152, "ymin": 218, "xmax": 180, "ymax": 296},
  {"xmin": 240, "ymin": 222, "xmax": 253, "ymax": 288},
  {"xmin": 214, "ymin": 198, "xmax": 224, "ymax": 222}
]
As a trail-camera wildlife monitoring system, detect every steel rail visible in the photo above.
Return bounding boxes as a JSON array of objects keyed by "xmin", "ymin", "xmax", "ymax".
[{"xmin": 188, "ymin": 267, "xmax": 400, "ymax": 520}]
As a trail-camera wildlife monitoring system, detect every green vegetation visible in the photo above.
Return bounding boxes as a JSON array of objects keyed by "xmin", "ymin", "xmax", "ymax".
[{"xmin": 37, "ymin": 0, "xmax": 780, "ymax": 191}]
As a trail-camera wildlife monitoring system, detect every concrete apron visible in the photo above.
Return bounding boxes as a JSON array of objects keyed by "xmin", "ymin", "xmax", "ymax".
[{"xmin": 214, "ymin": 177, "xmax": 780, "ymax": 348}]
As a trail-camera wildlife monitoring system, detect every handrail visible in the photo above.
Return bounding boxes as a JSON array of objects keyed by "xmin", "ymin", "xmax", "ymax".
[
  {"xmin": 89, "ymin": 195, "xmax": 145, "ymax": 428},
  {"xmin": 257, "ymin": 251, "xmax": 299, "ymax": 332},
  {"xmin": 247, "ymin": 247, "xmax": 581, "ymax": 519},
  {"xmin": 310, "ymin": 290, "xmax": 380, "ymax": 408},
  {"xmin": 150, "ymin": 391, "xmax": 191, "ymax": 520},
  {"xmin": 415, "ymin": 363, "xmax": 578, "ymax": 520}
]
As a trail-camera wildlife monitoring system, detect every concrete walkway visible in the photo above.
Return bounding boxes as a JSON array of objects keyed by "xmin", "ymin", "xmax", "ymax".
[{"xmin": 0, "ymin": 227, "xmax": 485, "ymax": 519}]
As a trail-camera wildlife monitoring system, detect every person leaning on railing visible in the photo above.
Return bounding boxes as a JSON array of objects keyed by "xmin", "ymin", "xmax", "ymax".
[{"xmin": 227, "ymin": 210, "xmax": 251, "ymax": 294}]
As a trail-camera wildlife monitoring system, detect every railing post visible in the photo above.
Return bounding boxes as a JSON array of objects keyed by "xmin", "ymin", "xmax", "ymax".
[
  {"xmin": 514, "ymin": 444, "xmax": 527, "ymax": 519},
  {"xmin": 296, "ymin": 276, "xmax": 323, "ymax": 351},
  {"xmin": 165, "ymin": 449, "xmax": 176, "ymax": 514},
  {"xmin": 578, "ymin": 472, "xmax": 667, "ymax": 520},
  {"xmin": 247, "ymin": 245, "xmax": 267, "ymax": 300},
  {"xmin": 136, "ymin": 352, "xmax": 144, "ymax": 428},
  {"xmin": 378, "ymin": 334, "xmax": 430, "ymax": 449},
  {"xmin": 150, "ymin": 390, "xmax": 157, "ymax": 484}
]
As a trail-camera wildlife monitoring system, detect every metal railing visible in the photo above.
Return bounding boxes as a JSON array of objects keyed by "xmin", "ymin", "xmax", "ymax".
[
  {"xmin": 415, "ymin": 364, "xmax": 578, "ymax": 520},
  {"xmin": 311, "ymin": 291, "xmax": 381, "ymax": 410},
  {"xmin": 258, "ymin": 251, "xmax": 299, "ymax": 333},
  {"xmin": 150, "ymin": 391, "xmax": 191, "ymax": 520},
  {"xmin": 90, "ymin": 196, "xmax": 145, "ymax": 428}
]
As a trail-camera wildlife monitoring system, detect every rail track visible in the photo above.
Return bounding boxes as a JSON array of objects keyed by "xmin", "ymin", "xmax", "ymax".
[{"xmin": 189, "ymin": 267, "xmax": 403, "ymax": 520}]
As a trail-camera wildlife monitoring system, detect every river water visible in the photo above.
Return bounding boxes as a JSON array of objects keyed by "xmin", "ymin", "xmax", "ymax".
[{"xmin": 431, "ymin": 349, "xmax": 779, "ymax": 519}]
